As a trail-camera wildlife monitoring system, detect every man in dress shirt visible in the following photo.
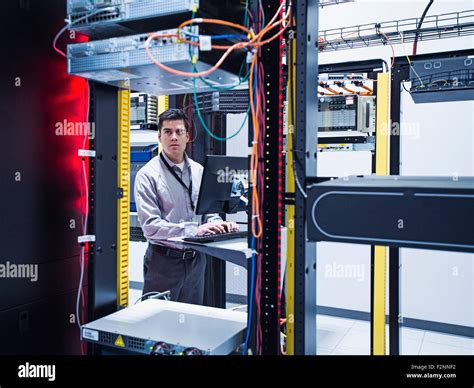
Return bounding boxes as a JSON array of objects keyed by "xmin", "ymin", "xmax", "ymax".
[{"xmin": 134, "ymin": 108, "xmax": 238, "ymax": 304}]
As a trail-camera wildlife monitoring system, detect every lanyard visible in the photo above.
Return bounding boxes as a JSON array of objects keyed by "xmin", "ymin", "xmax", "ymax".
[{"xmin": 160, "ymin": 152, "xmax": 195, "ymax": 211}]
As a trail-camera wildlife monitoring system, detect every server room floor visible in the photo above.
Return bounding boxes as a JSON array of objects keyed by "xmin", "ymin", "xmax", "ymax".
[
  {"xmin": 128, "ymin": 289, "xmax": 473, "ymax": 355},
  {"xmin": 315, "ymin": 315, "xmax": 473, "ymax": 356}
]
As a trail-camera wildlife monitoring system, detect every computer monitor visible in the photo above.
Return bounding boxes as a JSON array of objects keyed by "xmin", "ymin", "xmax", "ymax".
[{"xmin": 196, "ymin": 155, "xmax": 249, "ymax": 215}]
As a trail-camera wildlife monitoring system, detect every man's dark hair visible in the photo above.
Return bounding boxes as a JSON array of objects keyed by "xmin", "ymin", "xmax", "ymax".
[{"xmin": 157, "ymin": 108, "xmax": 189, "ymax": 132}]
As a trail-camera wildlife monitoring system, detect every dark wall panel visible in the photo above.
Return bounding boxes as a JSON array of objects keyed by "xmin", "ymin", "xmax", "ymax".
[{"xmin": 0, "ymin": 0, "xmax": 88, "ymax": 354}]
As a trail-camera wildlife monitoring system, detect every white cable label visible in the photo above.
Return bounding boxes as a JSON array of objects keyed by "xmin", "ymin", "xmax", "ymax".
[
  {"xmin": 199, "ymin": 35, "xmax": 212, "ymax": 51},
  {"xmin": 78, "ymin": 235, "xmax": 95, "ymax": 243},
  {"xmin": 247, "ymin": 51, "xmax": 254, "ymax": 63},
  {"xmin": 78, "ymin": 149, "xmax": 96, "ymax": 157}
]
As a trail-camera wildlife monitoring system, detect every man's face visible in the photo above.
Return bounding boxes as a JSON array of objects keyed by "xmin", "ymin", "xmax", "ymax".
[{"xmin": 158, "ymin": 119, "xmax": 189, "ymax": 159}]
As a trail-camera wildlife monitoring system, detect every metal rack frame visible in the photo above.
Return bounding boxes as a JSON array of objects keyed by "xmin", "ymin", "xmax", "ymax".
[
  {"xmin": 293, "ymin": 0, "xmax": 319, "ymax": 355},
  {"xmin": 388, "ymin": 48, "xmax": 474, "ymax": 355}
]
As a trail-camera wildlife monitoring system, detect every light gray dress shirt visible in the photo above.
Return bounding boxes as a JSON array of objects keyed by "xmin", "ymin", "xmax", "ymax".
[{"xmin": 134, "ymin": 152, "xmax": 221, "ymax": 248}]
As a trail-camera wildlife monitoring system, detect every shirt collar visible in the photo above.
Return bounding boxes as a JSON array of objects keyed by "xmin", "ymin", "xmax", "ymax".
[{"xmin": 160, "ymin": 151, "xmax": 189, "ymax": 170}]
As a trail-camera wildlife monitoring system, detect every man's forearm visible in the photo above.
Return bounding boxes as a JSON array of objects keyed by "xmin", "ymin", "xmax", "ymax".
[{"xmin": 141, "ymin": 218, "xmax": 198, "ymax": 242}]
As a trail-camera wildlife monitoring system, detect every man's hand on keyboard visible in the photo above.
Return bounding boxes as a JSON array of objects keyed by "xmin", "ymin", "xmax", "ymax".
[
  {"xmin": 196, "ymin": 221, "xmax": 239, "ymax": 236},
  {"xmin": 196, "ymin": 222, "xmax": 225, "ymax": 236},
  {"xmin": 220, "ymin": 221, "xmax": 239, "ymax": 233}
]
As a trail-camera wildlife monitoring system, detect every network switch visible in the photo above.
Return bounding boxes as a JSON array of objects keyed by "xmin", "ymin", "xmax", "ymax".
[
  {"xmin": 317, "ymin": 95, "xmax": 376, "ymax": 133},
  {"xmin": 67, "ymin": 27, "xmax": 246, "ymax": 95},
  {"xmin": 67, "ymin": 0, "xmax": 246, "ymax": 39},
  {"xmin": 130, "ymin": 93, "xmax": 158, "ymax": 129},
  {"xmin": 81, "ymin": 299, "xmax": 247, "ymax": 355}
]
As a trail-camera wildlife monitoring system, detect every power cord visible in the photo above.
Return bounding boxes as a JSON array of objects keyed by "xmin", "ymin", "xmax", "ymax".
[
  {"xmin": 53, "ymin": 7, "xmax": 118, "ymax": 58},
  {"xmin": 135, "ymin": 291, "xmax": 171, "ymax": 305},
  {"xmin": 413, "ymin": 0, "xmax": 435, "ymax": 55}
]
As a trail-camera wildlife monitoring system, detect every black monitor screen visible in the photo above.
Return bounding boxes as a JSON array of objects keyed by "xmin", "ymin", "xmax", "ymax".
[{"xmin": 196, "ymin": 155, "xmax": 249, "ymax": 215}]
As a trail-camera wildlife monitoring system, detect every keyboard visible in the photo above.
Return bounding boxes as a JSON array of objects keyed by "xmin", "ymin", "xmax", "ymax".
[{"xmin": 183, "ymin": 231, "xmax": 248, "ymax": 243}]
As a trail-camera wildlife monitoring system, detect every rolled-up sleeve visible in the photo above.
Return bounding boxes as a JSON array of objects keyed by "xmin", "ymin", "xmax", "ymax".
[
  {"xmin": 202, "ymin": 213, "xmax": 223, "ymax": 224},
  {"xmin": 134, "ymin": 172, "xmax": 198, "ymax": 241}
]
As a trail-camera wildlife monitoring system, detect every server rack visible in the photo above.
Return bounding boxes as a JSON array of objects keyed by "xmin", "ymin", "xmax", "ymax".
[{"xmin": 387, "ymin": 48, "xmax": 474, "ymax": 355}]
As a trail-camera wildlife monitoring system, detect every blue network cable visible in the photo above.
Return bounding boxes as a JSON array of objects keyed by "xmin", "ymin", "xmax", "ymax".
[
  {"xmin": 188, "ymin": 11, "xmax": 251, "ymax": 142},
  {"xmin": 182, "ymin": 31, "xmax": 248, "ymax": 41},
  {"xmin": 187, "ymin": 10, "xmax": 250, "ymax": 92},
  {"xmin": 242, "ymin": 235, "xmax": 256, "ymax": 355},
  {"xmin": 191, "ymin": 76, "xmax": 250, "ymax": 141}
]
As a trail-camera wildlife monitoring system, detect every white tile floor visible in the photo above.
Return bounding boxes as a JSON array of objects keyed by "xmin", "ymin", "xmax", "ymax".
[
  {"xmin": 129, "ymin": 291, "xmax": 473, "ymax": 356},
  {"xmin": 316, "ymin": 315, "xmax": 474, "ymax": 356}
]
